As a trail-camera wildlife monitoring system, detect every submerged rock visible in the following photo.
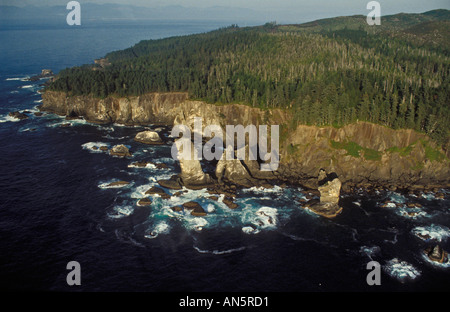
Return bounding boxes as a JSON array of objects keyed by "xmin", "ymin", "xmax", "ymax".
[
  {"xmin": 106, "ymin": 181, "xmax": 130, "ymax": 187},
  {"xmin": 134, "ymin": 130, "xmax": 164, "ymax": 145},
  {"xmin": 9, "ymin": 111, "xmax": 29, "ymax": 120},
  {"xmin": 109, "ymin": 144, "xmax": 131, "ymax": 157},
  {"xmin": 171, "ymin": 206, "xmax": 183, "ymax": 212}
]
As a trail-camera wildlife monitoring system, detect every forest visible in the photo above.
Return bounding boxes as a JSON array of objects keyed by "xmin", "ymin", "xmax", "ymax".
[{"xmin": 46, "ymin": 10, "xmax": 450, "ymax": 146}]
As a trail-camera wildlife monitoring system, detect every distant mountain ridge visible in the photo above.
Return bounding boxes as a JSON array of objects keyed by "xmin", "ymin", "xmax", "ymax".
[
  {"xmin": 0, "ymin": 3, "xmax": 268, "ymax": 25},
  {"xmin": 1, "ymin": 4, "xmax": 449, "ymax": 26}
]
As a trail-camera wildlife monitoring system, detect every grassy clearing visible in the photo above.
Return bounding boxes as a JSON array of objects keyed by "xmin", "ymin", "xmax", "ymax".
[{"xmin": 330, "ymin": 140, "xmax": 381, "ymax": 161}]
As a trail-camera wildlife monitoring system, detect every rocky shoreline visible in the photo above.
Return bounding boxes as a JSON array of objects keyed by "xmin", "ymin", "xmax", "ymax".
[{"xmin": 38, "ymin": 91, "xmax": 450, "ymax": 194}]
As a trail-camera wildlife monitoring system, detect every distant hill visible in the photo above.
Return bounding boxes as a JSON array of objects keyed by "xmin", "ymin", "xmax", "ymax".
[{"xmin": 278, "ymin": 9, "xmax": 450, "ymax": 51}]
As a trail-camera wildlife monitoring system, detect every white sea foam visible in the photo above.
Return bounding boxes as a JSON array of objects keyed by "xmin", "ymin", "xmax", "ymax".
[
  {"xmin": 396, "ymin": 207, "xmax": 429, "ymax": 219},
  {"xmin": 421, "ymin": 193, "xmax": 434, "ymax": 200},
  {"xmin": 19, "ymin": 127, "xmax": 38, "ymax": 133},
  {"xmin": 240, "ymin": 205, "xmax": 278, "ymax": 231},
  {"xmin": 98, "ymin": 181, "xmax": 131, "ymax": 189},
  {"xmin": 81, "ymin": 142, "xmax": 109, "ymax": 153},
  {"xmin": 0, "ymin": 115, "xmax": 21, "ymax": 123},
  {"xmin": 107, "ymin": 205, "xmax": 134, "ymax": 219},
  {"xmin": 242, "ymin": 226, "xmax": 260, "ymax": 235},
  {"xmin": 158, "ymin": 157, "xmax": 176, "ymax": 165},
  {"xmin": 6, "ymin": 76, "xmax": 29, "ymax": 81},
  {"xmin": 242, "ymin": 185, "xmax": 283, "ymax": 195},
  {"xmin": 144, "ymin": 221, "xmax": 170, "ymax": 239},
  {"xmin": 193, "ymin": 246, "xmax": 246, "ymax": 255},
  {"xmin": 255, "ymin": 207, "xmax": 278, "ymax": 227},
  {"xmin": 412, "ymin": 225, "xmax": 450, "ymax": 242},
  {"xmin": 206, "ymin": 204, "xmax": 215, "ymax": 213},
  {"xmin": 383, "ymin": 258, "xmax": 421, "ymax": 282},
  {"xmin": 388, "ymin": 192, "xmax": 407, "ymax": 204},
  {"xmin": 21, "ymin": 85, "xmax": 34, "ymax": 89},
  {"xmin": 130, "ymin": 184, "xmax": 154, "ymax": 199},
  {"xmin": 128, "ymin": 162, "xmax": 156, "ymax": 169},
  {"xmin": 360, "ymin": 246, "xmax": 381, "ymax": 260},
  {"xmin": 186, "ymin": 217, "xmax": 208, "ymax": 232}
]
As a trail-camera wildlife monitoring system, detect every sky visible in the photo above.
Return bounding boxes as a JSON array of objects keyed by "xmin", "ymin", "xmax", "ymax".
[{"xmin": 1, "ymin": 0, "xmax": 449, "ymax": 23}]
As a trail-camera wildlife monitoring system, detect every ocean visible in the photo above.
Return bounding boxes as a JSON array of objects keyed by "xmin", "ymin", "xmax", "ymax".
[{"xmin": 0, "ymin": 20, "xmax": 449, "ymax": 294}]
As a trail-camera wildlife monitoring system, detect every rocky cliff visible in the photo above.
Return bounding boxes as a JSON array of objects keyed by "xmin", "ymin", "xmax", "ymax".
[{"xmin": 41, "ymin": 91, "xmax": 450, "ymax": 190}]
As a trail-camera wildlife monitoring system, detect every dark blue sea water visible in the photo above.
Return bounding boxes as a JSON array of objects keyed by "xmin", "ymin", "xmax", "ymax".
[{"xmin": 0, "ymin": 20, "xmax": 449, "ymax": 294}]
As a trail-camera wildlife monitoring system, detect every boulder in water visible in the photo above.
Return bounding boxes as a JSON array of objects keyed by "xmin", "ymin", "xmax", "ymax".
[
  {"xmin": 134, "ymin": 130, "xmax": 163, "ymax": 145},
  {"xmin": 109, "ymin": 144, "xmax": 131, "ymax": 157},
  {"xmin": 145, "ymin": 186, "xmax": 167, "ymax": 196},
  {"xmin": 137, "ymin": 198, "xmax": 152, "ymax": 206},
  {"xmin": 424, "ymin": 245, "xmax": 448, "ymax": 263}
]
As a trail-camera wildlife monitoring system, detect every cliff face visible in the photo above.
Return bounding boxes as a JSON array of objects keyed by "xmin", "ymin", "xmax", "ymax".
[
  {"xmin": 278, "ymin": 123, "xmax": 450, "ymax": 190},
  {"xmin": 41, "ymin": 91, "xmax": 450, "ymax": 190},
  {"xmin": 41, "ymin": 91, "xmax": 287, "ymax": 128}
]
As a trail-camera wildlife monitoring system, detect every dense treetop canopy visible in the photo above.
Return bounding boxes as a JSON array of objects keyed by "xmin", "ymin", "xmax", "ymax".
[{"xmin": 46, "ymin": 10, "xmax": 450, "ymax": 145}]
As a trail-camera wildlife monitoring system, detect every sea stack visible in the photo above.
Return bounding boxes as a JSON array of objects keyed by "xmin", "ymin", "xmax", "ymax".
[
  {"xmin": 173, "ymin": 138, "xmax": 214, "ymax": 189},
  {"xmin": 305, "ymin": 169, "xmax": 343, "ymax": 218}
]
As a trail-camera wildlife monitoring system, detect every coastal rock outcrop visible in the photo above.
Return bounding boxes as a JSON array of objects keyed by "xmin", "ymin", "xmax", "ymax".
[
  {"xmin": 28, "ymin": 69, "xmax": 53, "ymax": 82},
  {"xmin": 215, "ymin": 150, "xmax": 259, "ymax": 188},
  {"xmin": 305, "ymin": 169, "xmax": 343, "ymax": 218},
  {"xmin": 41, "ymin": 91, "xmax": 450, "ymax": 190},
  {"xmin": 134, "ymin": 130, "xmax": 163, "ymax": 145}
]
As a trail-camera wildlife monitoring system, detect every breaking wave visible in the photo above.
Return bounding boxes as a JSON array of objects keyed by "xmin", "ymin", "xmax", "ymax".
[{"xmin": 383, "ymin": 258, "xmax": 421, "ymax": 283}]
